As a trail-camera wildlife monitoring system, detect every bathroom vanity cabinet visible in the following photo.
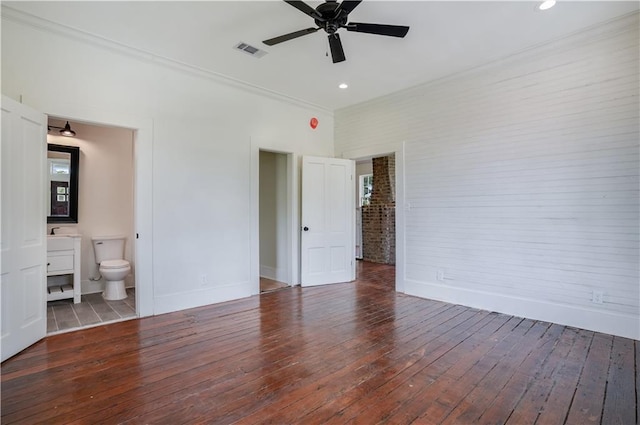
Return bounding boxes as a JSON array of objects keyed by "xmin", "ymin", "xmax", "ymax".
[{"xmin": 47, "ymin": 235, "xmax": 81, "ymax": 304}]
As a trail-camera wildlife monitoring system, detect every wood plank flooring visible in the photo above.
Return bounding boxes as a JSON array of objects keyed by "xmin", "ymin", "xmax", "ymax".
[
  {"xmin": 2, "ymin": 261, "xmax": 637, "ymax": 424},
  {"xmin": 259, "ymin": 277, "xmax": 288, "ymax": 293}
]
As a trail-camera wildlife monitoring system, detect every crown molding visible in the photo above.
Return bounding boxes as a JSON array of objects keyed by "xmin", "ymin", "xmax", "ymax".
[{"xmin": 1, "ymin": 5, "xmax": 333, "ymax": 115}]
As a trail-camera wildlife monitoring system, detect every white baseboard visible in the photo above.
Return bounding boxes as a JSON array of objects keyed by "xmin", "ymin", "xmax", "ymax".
[
  {"xmin": 153, "ymin": 281, "xmax": 252, "ymax": 315},
  {"xmin": 260, "ymin": 265, "xmax": 287, "ymax": 283},
  {"xmin": 404, "ymin": 279, "xmax": 640, "ymax": 340},
  {"xmin": 81, "ymin": 279, "xmax": 103, "ymax": 294}
]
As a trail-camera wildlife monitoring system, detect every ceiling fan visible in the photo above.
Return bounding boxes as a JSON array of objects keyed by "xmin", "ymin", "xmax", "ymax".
[{"xmin": 263, "ymin": 0, "xmax": 410, "ymax": 63}]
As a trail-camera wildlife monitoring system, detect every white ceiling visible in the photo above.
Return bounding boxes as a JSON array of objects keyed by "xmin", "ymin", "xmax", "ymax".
[{"xmin": 6, "ymin": 1, "xmax": 639, "ymax": 110}]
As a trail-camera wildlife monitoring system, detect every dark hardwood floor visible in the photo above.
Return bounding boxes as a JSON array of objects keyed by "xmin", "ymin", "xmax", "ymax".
[
  {"xmin": 260, "ymin": 277, "xmax": 289, "ymax": 293},
  {"xmin": 2, "ymin": 261, "xmax": 638, "ymax": 424}
]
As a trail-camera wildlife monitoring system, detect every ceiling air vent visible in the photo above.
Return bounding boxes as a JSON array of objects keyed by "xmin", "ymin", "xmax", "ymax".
[{"xmin": 234, "ymin": 42, "xmax": 267, "ymax": 58}]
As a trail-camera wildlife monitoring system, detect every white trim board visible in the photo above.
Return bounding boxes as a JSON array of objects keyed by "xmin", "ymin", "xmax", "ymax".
[
  {"xmin": 404, "ymin": 279, "xmax": 640, "ymax": 340},
  {"xmin": 260, "ymin": 266, "xmax": 288, "ymax": 283},
  {"xmin": 153, "ymin": 282, "xmax": 252, "ymax": 316}
]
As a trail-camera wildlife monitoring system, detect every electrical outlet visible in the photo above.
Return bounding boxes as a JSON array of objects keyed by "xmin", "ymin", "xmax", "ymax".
[
  {"xmin": 592, "ymin": 290, "xmax": 604, "ymax": 304},
  {"xmin": 436, "ymin": 270, "xmax": 445, "ymax": 281},
  {"xmin": 200, "ymin": 274, "xmax": 208, "ymax": 286}
]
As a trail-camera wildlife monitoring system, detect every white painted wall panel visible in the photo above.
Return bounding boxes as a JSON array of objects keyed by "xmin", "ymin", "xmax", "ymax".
[{"xmin": 336, "ymin": 13, "xmax": 639, "ymax": 339}]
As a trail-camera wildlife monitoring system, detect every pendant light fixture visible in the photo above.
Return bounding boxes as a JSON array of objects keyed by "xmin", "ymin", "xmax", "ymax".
[{"xmin": 48, "ymin": 121, "xmax": 76, "ymax": 137}]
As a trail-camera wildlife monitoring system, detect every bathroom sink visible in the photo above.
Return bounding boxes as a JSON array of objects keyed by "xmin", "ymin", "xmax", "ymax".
[{"xmin": 47, "ymin": 235, "xmax": 77, "ymax": 251}]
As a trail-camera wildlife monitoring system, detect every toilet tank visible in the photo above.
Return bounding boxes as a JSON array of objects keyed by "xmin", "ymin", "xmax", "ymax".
[{"xmin": 92, "ymin": 235, "xmax": 126, "ymax": 263}]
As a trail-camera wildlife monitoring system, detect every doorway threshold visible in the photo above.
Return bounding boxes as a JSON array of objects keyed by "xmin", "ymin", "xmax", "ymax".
[{"xmin": 260, "ymin": 277, "xmax": 288, "ymax": 293}]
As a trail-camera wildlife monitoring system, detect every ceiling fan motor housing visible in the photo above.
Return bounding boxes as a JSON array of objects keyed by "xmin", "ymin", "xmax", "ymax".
[
  {"xmin": 314, "ymin": 1, "xmax": 348, "ymax": 34},
  {"xmin": 263, "ymin": 0, "xmax": 410, "ymax": 63}
]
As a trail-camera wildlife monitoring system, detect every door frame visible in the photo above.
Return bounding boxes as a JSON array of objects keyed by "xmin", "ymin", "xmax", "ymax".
[
  {"xmin": 38, "ymin": 102, "xmax": 154, "ymax": 317},
  {"xmin": 250, "ymin": 138, "xmax": 298, "ymax": 294},
  {"xmin": 341, "ymin": 143, "xmax": 406, "ymax": 293}
]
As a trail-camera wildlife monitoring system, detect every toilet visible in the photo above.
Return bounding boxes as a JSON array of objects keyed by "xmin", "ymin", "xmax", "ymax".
[{"xmin": 91, "ymin": 235, "xmax": 131, "ymax": 300}]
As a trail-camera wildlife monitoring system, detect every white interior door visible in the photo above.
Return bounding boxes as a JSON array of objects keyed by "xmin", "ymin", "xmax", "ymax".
[
  {"xmin": 301, "ymin": 156, "xmax": 355, "ymax": 286},
  {"xmin": 1, "ymin": 96, "xmax": 47, "ymax": 362}
]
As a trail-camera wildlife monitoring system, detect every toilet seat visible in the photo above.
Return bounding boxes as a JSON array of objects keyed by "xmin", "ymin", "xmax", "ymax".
[
  {"xmin": 99, "ymin": 259, "xmax": 130, "ymax": 301},
  {"xmin": 100, "ymin": 259, "xmax": 130, "ymax": 269}
]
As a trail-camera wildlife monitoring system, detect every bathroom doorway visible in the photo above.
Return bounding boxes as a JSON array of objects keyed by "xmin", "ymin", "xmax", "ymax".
[
  {"xmin": 258, "ymin": 150, "xmax": 291, "ymax": 293},
  {"xmin": 45, "ymin": 118, "xmax": 138, "ymax": 334}
]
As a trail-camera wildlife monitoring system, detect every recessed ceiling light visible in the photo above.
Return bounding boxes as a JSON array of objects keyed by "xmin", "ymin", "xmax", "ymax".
[
  {"xmin": 538, "ymin": 0, "xmax": 556, "ymax": 10},
  {"xmin": 338, "ymin": 83, "xmax": 348, "ymax": 89}
]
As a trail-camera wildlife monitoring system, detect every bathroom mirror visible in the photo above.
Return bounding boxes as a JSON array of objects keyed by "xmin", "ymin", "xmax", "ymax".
[{"xmin": 47, "ymin": 144, "xmax": 79, "ymax": 223}]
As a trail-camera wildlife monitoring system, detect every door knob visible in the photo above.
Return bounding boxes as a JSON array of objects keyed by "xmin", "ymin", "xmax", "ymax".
[{"xmin": 303, "ymin": 226, "xmax": 309, "ymax": 231}]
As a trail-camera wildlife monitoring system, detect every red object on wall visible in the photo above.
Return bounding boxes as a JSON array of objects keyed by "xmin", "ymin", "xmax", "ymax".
[{"xmin": 310, "ymin": 117, "xmax": 318, "ymax": 129}]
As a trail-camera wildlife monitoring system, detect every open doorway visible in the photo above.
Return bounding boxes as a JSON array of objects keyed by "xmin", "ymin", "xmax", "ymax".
[
  {"xmin": 1, "ymin": 97, "xmax": 152, "ymax": 360},
  {"xmin": 259, "ymin": 150, "xmax": 290, "ymax": 293},
  {"xmin": 45, "ymin": 118, "xmax": 138, "ymax": 334},
  {"xmin": 354, "ymin": 154, "xmax": 397, "ymax": 284}
]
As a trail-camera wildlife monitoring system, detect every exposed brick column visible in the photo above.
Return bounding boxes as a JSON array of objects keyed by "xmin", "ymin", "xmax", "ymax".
[{"xmin": 362, "ymin": 155, "xmax": 396, "ymax": 265}]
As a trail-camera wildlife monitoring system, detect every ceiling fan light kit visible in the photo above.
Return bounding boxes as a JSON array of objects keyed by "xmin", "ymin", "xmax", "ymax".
[{"xmin": 263, "ymin": 0, "xmax": 410, "ymax": 63}]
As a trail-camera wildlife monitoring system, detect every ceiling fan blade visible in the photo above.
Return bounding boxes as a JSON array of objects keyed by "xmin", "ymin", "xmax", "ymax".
[
  {"xmin": 263, "ymin": 27, "xmax": 320, "ymax": 46},
  {"xmin": 328, "ymin": 33, "xmax": 346, "ymax": 63},
  {"xmin": 336, "ymin": 0, "xmax": 362, "ymax": 16},
  {"xmin": 346, "ymin": 22, "xmax": 410, "ymax": 38},
  {"xmin": 284, "ymin": 1, "xmax": 322, "ymax": 20}
]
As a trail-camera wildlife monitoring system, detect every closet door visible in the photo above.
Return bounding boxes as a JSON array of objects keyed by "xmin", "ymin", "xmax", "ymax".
[{"xmin": 1, "ymin": 95, "xmax": 47, "ymax": 362}]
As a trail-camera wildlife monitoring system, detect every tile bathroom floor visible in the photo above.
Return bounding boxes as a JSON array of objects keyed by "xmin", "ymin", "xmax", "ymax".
[{"xmin": 47, "ymin": 288, "xmax": 136, "ymax": 334}]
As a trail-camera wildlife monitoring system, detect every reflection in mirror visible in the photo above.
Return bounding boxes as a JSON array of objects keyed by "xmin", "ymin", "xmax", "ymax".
[
  {"xmin": 49, "ymin": 152, "xmax": 70, "ymax": 216},
  {"xmin": 47, "ymin": 144, "xmax": 79, "ymax": 223}
]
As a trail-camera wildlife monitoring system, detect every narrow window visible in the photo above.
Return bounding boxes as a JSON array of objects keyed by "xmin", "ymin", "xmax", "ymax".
[{"xmin": 360, "ymin": 174, "xmax": 373, "ymax": 206}]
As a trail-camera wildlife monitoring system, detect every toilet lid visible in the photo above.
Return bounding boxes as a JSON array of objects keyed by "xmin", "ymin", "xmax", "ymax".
[{"xmin": 101, "ymin": 259, "xmax": 130, "ymax": 269}]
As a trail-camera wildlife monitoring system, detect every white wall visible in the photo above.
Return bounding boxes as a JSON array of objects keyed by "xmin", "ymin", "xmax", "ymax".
[
  {"xmin": 259, "ymin": 151, "xmax": 288, "ymax": 282},
  {"xmin": 336, "ymin": 13, "xmax": 640, "ymax": 339},
  {"xmin": 2, "ymin": 7, "xmax": 334, "ymax": 315},
  {"xmin": 47, "ymin": 120, "xmax": 135, "ymax": 294}
]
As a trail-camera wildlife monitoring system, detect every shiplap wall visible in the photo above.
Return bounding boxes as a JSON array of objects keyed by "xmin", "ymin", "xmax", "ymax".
[{"xmin": 335, "ymin": 13, "xmax": 639, "ymax": 339}]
